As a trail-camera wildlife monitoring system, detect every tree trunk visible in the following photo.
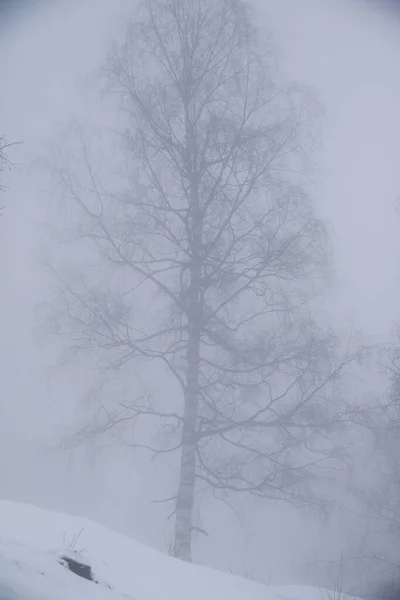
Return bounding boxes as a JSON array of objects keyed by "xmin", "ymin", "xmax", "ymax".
[
  {"xmin": 173, "ymin": 297, "xmax": 201, "ymax": 561},
  {"xmin": 174, "ymin": 201, "xmax": 202, "ymax": 560},
  {"xmin": 173, "ymin": 419, "xmax": 197, "ymax": 560},
  {"xmin": 174, "ymin": 79, "xmax": 202, "ymax": 560}
]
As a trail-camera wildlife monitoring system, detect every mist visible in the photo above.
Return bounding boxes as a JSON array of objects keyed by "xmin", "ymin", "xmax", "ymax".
[{"xmin": 1, "ymin": 0, "xmax": 400, "ymax": 593}]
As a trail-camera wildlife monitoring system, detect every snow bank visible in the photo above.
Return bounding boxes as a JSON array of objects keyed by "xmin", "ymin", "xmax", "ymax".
[{"xmin": 0, "ymin": 501, "xmax": 351, "ymax": 600}]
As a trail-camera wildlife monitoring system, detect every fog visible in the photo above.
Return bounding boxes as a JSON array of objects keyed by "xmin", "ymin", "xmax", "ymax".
[{"xmin": 0, "ymin": 0, "xmax": 399, "ymax": 592}]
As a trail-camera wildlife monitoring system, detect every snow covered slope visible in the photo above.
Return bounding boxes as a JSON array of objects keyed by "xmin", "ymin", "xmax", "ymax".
[{"xmin": 0, "ymin": 501, "xmax": 348, "ymax": 600}]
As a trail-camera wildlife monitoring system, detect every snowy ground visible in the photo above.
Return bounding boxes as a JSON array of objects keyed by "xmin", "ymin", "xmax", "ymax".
[{"xmin": 0, "ymin": 501, "xmax": 355, "ymax": 600}]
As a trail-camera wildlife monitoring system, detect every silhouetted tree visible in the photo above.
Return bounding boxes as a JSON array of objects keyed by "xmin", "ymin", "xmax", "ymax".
[
  {"xmin": 44, "ymin": 0, "xmax": 367, "ymax": 562},
  {"xmin": 0, "ymin": 137, "xmax": 12, "ymax": 213}
]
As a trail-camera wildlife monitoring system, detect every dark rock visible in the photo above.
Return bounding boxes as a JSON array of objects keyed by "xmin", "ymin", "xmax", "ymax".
[{"xmin": 59, "ymin": 554, "xmax": 97, "ymax": 583}]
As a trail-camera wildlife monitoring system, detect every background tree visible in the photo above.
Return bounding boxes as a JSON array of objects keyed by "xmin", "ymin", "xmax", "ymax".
[
  {"xmin": 307, "ymin": 342, "xmax": 400, "ymax": 599},
  {"xmin": 43, "ymin": 0, "xmax": 365, "ymax": 562},
  {"xmin": 0, "ymin": 136, "xmax": 12, "ymax": 213},
  {"xmin": 345, "ymin": 343, "xmax": 400, "ymax": 594}
]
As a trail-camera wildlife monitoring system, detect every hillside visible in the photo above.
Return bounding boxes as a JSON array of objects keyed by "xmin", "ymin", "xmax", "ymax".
[{"xmin": 0, "ymin": 501, "xmax": 346, "ymax": 600}]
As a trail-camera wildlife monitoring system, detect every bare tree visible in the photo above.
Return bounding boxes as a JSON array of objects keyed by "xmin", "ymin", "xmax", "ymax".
[
  {"xmin": 0, "ymin": 136, "xmax": 12, "ymax": 212},
  {"xmin": 326, "ymin": 343, "xmax": 400, "ymax": 596},
  {"xmin": 0, "ymin": 136, "xmax": 19, "ymax": 215},
  {"xmin": 43, "ymin": 0, "xmax": 366, "ymax": 561},
  {"xmin": 362, "ymin": 348, "xmax": 400, "ymax": 582}
]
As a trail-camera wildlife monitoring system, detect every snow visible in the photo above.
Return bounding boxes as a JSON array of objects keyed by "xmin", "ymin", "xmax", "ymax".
[{"xmin": 0, "ymin": 501, "xmax": 352, "ymax": 600}]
